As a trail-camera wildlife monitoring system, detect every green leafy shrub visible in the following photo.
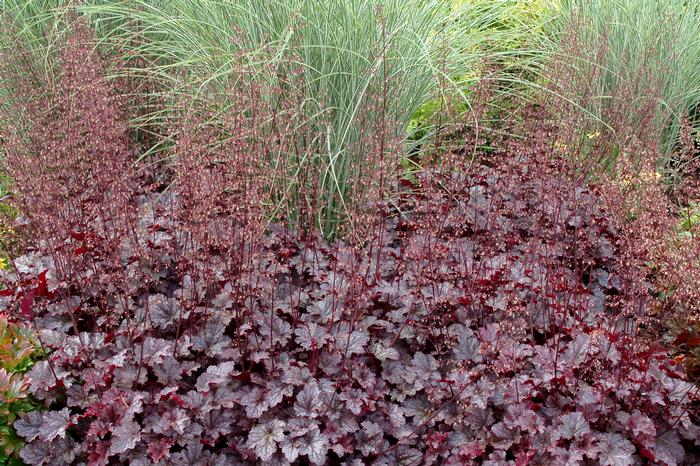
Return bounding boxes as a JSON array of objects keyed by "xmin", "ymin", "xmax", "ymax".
[{"xmin": 0, "ymin": 314, "xmax": 38, "ymax": 465}]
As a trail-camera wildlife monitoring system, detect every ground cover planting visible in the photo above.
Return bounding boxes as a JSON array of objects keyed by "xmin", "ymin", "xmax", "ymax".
[{"xmin": 0, "ymin": 1, "xmax": 699, "ymax": 465}]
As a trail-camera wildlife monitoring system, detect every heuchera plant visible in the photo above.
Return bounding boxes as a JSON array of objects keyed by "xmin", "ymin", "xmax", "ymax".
[
  {"xmin": 0, "ymin": 18, "xmax": 698, "ymax": 466},
  {"xmin": 3, "ymin": 154, "xmax": 699, "ymax": 464}
]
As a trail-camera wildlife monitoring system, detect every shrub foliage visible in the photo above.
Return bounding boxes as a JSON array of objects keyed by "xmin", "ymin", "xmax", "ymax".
[{"xmin": 0, "ymin": 313, "xmax": 38, "ymax": 464}]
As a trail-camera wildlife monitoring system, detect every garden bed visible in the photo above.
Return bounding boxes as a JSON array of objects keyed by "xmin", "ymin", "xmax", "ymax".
[{"xmin": 1, "ymin": 145, "xmax": 698, "ymax": 464}]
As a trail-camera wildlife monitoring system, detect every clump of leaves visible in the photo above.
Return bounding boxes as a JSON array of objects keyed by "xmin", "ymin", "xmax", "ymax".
[
  {"xmin": 0, "ymin": 314, "xmax": 39, "ymax": 464},
  {"xmin": 0, "ymin": 314, "xmax": 35, "ymax": 373}
]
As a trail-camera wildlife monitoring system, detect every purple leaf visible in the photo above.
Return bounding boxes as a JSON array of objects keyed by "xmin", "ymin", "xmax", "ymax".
[
  {"xmin": 147, "ymin": 437, "xmax": 174, "ymax": 463},
  {"xmin": 172, "ymin": 441, "xmax": 229, "ymax": 466},
  {"xmin": 618, "ymin": 410, "xmax": 655, "ymax": 443},
  {"xmin": 297, "ymin": 426, "xmax": 328, "ymax": 466},
  {"xmin": 651, "ymin": 431, "xmax": 685, "ymax": 466},
  {"xmin": 660, "ymin": 376, "xmax": 696, "ymax": 403},
  {"xmin": 557, "ymin": 412, "xmax": 590, "ymax": 440},
  {"xmin": 281, "ymin": 438, "xmax": 300, "ymax": 463},
  {"xmin": 265, "ymin": 380, "xmax": 294, "ymax": 409},
  {"xmin": 150, "ymin": 408, "xmax": 190, "ymax": 435},
  {"xmin": 453, "ymin": 330, "xmax": 483, "ymax": 363},
  {"xmin": 258, "ymin": 313, "xmax": 292, "ymax": 347},
  {"xmin": 240, "ymin": 386, "xmax": 269, "ymax": 418},
  {"xmin": 247, "ymin": 419, "xmax": 286, "ymax": 461},
  {"xmin": 294, "ymin": 383, "xmax": 321, "ymax": 418},
  {"xmin": 595, "ymin": 433, "xmax": 635, "ymax": 466},
  {"xmin": 109, "ymin": 419, "xmax": 141, "ymax": 456},
  {"xmin": 198, "ymin": 409, "xmax": 235, "ymax": 438},
  {"xmin": 134, "ymin": 337, "xmax": 172, "ymax": 367},
  {"xmin": 412, "ymin": 352, "xmax": 438, "ymax": 374},
  {"xmin": 25, "ymin": 361, "xmax": 66, "ymax": 393},
  {"xmin": 212, "ymin": 284, "xmax": 234, "ymax": 309},
  {"xmin": 39, "ymin": 408, "xmax": 70, "ymax": 442},
  {"xmin": 371, "ymin": 343, "xmax": 399, "ymax": 361},
  {"xmin": 339, "ymin": 388, "xmax": 366, "ymax": 416},
  {"xmin": 295, "ymin": 323, "xmax": 328, "ymax": 350},
  {"xmin": 561, "ymin": 334, "xmax": 592, "ymax": 368},
  {"xmin": 148, "ymin": 294, "xmax": 184, "ymax": 329},
  {"xmin": 283, "ymin": 366, "xmax": 313, "ymax": 386},
  {"xmin": 356, "ymin": 421, "xmax": 383, "ymax": 456},
  {"xmin": 195, "ymin": 361, "xmax": 238, "ymax": 392},
  {"xmin": 19, "ymin": 439, "xmax": 51, "ymax": 466},
  {"xmin": 192, "ymin": 317, "xmax": 232, "ymax": 357},
  {"xmin": 15, "ymin": 412, "xmax": 44, "ymax": 442},
  {"xmin": 334, "ymin": 330, "xmax": 369, "ymax": 356},
  {"xmin": 153, "ymin": 357, "xmax": 200, "ymax": 385}
]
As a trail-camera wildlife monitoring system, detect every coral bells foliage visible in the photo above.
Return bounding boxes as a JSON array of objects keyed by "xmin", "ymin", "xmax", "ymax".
[{"xmin": 1, "ymin": 124, "xmax": 700, "ymax": 464}]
